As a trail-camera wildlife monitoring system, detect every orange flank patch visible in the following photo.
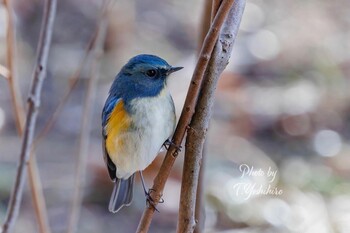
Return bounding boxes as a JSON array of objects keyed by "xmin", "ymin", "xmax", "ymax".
[{"xmin": 105, "ymin": 100, "xmax": 131, "ymax": 156}]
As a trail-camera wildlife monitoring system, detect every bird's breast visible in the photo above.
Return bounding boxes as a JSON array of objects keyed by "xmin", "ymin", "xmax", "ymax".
[
  {"xmin": 129, "ymin": 88, "xmax": 175, "ymax": 128},
  {"xmin": 110, "ymin": 88, "xmax": 176, "ymax": 178}
]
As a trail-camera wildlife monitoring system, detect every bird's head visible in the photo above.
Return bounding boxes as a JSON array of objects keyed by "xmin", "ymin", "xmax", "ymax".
[{"xmin": 112, "ymin": 54, "xmax": 183, "ymax": 100}]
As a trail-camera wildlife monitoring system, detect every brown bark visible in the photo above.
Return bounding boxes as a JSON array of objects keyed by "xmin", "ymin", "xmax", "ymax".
[
  {"xmin": 136, "ymin": 0, "xmax": 238, "ymax": 232},
  {"xmin": 177, "ymin": 0, "xmax": 246, "ymax": 232}
]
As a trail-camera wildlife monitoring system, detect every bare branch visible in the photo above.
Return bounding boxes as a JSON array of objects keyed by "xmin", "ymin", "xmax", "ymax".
[
  {"xmin": 3, "ymin": 0, "xmax": 25, "ymax": 133},
  {"xmin": 66, "ymin": 4, "xmax": 108, "ymax": 233},
  {"xmin": 197, "ymin": 0, "xmax": 213, "ymax": 54},
  {"xmin": 177, "ymin": 0, "xmax": 246, "ymax": 232},
  {"xmin": 1, "ymin": 0, "xmax": 57, "ymax": 232},
  {"xmin": 211, "ymin": 0, "xmax": 222, "ymax": 22},
  {"xmin": 194, "ymin": 147, "xmax": 206, "ymax": 233},
  {"xmin": 3, "ymin": 1, "xmax": 52, "ymax": 233},
  {"xmin": 194, "ymin": 1, "xmax": 214, "ymax": 232},
  {"xmin": 136, "ymin": 1, "xmax": 237, "ymax": 232},
  {"xmin": 27, "ymin": 156, "xmax": 51, "ymax": 233}
]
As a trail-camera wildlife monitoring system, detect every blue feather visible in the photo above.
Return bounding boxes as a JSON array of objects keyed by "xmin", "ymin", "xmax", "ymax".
[
  {"xmin": 102, "ymin": 96, "xmax": 120, "ymax": 128},
  {"xmin": 107, "ymin": 54, "xmax": 172, "ymax": 112}
]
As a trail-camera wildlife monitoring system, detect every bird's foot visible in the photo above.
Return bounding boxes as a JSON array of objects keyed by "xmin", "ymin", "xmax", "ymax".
[
  {"xmin": 145, "ymin": 189, "xmax": 164, "ymax": 212},
  {"xmin": 163, "ymin": 139, "xmax": 182, "ymax": 152}
]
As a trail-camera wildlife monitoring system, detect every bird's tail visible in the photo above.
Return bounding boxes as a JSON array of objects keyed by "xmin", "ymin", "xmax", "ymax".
[{"xmin": 108, "ymin": 174, "xmax": 135, "ymax": 213}]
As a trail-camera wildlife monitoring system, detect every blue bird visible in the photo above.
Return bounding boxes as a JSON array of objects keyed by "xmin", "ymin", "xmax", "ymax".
[{"xmin": 102, "ymin": 54, "xmax": 183, "ymax": 212}]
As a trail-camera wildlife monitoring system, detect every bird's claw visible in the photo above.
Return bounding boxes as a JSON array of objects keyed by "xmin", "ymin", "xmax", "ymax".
[
  {"xmin": 145, "ymin": 189, "xmax": 163, "ymax": 212},
  {"xmin": 163, "ymin": 139, "xmax": 182, "ymax": 152}
]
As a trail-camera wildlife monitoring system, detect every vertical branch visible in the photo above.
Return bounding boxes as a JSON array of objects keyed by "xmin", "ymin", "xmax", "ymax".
[
  {"xmin": 211, "ymin": 0, "xmax": 222, "ymax": 21},
  {"xmin": 3, "ymin": 0, "xmax": 25, "ymax": 133},
  {"xmin": 66, "ymin": 4, "xmax": 108, "ymax": 233},
  {"xmin": 194, "ymin": 147, "xmax": 206, "ymax": 233},
  {"xmin": 1, "ymin": 0, "xmax": 57, "ymax": 232},
  {"xmin": 3, "ymin": 1, "xmax": 52, "ymax": 233},
  {"xmin": 136, "ymin": 1, "xmax": 236, "ymax": 232},
  {"xmin": 198, "ymin": 0, "xmax": 213, "ymax": 54},
  {"xmin": 27, "ymin": 156, "xmax": 52, "ymax": 233},
  {"xmin": 177, "ymin": 0, "xmax": 246, "ymax": 232},
  {"xmin": 194, "ymin": 1, "xmax": 214, "ymax": 232}
]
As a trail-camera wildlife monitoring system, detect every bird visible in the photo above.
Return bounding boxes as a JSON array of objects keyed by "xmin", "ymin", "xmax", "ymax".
[{"xmin": 101, "ymin": 54, "xmax": 183, "ymax": 213}]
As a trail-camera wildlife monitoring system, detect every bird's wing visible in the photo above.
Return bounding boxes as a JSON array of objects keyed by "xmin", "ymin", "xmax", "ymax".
[{"xmin": 102, "ymin": 97, "xmax": 132, "ymax": 181}]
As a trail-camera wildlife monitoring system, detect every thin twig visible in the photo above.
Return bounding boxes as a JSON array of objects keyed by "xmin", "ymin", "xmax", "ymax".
[
  {"xmin": 27, "ymin": 156, "xmax": 51, "ymax": 233},
  {"xmin": 211, "ymin": 0, "xmax": 222, "ymax": 22},
  {"xmin": 3, "ymin": 1, "xmax": 52, "ymax": 233},
  {"xmin": 3, "ymin": 0, "xmax": 25, "ymax": 132},
  {"xmin": 136, "ymin": 1, "xmax": 236, "ymax": 232},
  {"xmin": 177, "ymin": 1, "xmax": 245, "ymax": 232},
  {"xmin": 1, "ymin": 0, "xmax": 57, "ymax": 232},
  {"xmin": 66, "ymin": 3, "xmax": 108, "ymax": 233},
  {"xmin": 197, "ymin": 0, "xmax": 213, "ymax": 54}
]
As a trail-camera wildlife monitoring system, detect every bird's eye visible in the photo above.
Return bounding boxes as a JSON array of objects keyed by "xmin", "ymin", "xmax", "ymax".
[{"xmin": 146, "ymin": 69, "xmax": 157, "ymax": 77}]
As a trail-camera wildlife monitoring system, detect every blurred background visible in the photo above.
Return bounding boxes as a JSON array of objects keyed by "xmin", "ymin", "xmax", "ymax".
[{"xmin": 1, "ymin": 0, "xmax": 350, "ymax": 232}]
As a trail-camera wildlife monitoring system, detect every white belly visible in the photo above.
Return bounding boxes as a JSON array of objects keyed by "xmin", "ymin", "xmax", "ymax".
[{"xmin": 113, "ymin": 89, "xmax": 176, "ymax": 178}]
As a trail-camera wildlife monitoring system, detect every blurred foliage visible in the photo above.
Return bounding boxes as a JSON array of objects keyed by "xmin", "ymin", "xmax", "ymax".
[{"xmin": 0, "ymin": 0, "xmax": 350, "ymax": 232}]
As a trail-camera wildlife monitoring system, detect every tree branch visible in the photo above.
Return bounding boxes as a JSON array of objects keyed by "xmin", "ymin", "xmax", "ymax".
[
  {"xmin": 193, "ymin": 146, "xmax": 206, "ymax": 233},
  {"xmin": 3, "ymin": 0, "xmax": 25, "ymax": 134},
  {"xmin": 66, "ymin": 4, "xmax": 108, "ymax": 233},
  {"xmin": 177, "ymin": 1, "xmax": 246, "ymax": 232},
  {"xmin": 211, "ymin": 0, "xmax": 222, "ymax": 22},
  {"xmin": 3, "ymin": 1, "xmax": 53, "ymax": 233},
  {"xmin": 194, "ymin": 1, "xmax": 214, "ymax": 232},
  {"xmin": 1, "ymin": 0, "xmax": 57, "ymax": 232},
  {"xmin": 136, "ymin": 1, "xmax": 237, "ymax": 232},
  {"xmin": 197, "ymin": 0, "xmax": 213, "ymax": 54}
]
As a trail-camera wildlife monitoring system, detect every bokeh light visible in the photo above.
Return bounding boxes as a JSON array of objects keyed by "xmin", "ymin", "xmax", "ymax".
[
  {"xmin": 282, "ymin": 80, "xmax": 319, "ymax": 115},
  {"xmin": 248, "ymin": 29, "xmax": 280, "ymax": 60},
  {"xmin": 313, "ymin": 130, "xmax": 342, "ymax": 157},
  {"xmin": 240, "ymin": 2, "xmax": 265, "ymax": 32}
]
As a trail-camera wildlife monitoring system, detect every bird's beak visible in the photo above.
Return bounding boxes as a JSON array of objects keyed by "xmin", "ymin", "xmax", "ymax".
[{"xmin": 167, "ymin": 66, "xmax": 183, "ymax": 75}]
